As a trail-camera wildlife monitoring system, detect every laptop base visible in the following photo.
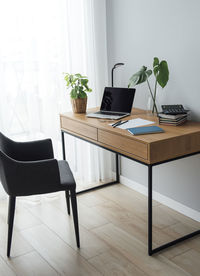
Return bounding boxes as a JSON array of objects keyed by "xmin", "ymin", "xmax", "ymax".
[{"xmin": 86, "ymin": 112, "xmax": 129, "ymax": 120}]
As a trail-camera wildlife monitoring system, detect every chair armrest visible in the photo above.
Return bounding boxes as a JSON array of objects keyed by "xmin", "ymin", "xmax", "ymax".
[
  {"xmin": 13, "ymin": 138, "xmax": 54, "ymax": 161},
  {"xmin": 0, "ymin": 153, "xmax": 61, "ymax": 196}
]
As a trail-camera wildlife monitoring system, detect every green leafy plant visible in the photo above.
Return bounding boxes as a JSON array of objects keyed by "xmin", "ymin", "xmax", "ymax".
[
  {"xmin": 64, "ymin": 73, "xmax": 92, "ymax": 99},
  {"xmin": 128, "ymin": 57, "xmax": 169, "ymax": 113}
]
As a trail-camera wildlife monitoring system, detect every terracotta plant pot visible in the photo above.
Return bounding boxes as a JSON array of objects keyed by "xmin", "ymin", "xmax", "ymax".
[{"xmin": 71, "ymin": 97, "xmax": 87, "ymax": 113}]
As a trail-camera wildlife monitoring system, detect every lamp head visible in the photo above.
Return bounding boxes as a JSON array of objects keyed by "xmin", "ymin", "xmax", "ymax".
[
  {"xmin": 111, "ymin": 62, "xmax": 125, "ymax": 87},
  {"xmin": 113, "ymin": 63, "xmax": 125, "ymax": 69}
]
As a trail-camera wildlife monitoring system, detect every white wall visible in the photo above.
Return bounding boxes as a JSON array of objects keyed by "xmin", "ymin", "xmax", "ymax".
[{"xmin": 106, "ymin": 0, "xmax": 200, "ymax": 213}]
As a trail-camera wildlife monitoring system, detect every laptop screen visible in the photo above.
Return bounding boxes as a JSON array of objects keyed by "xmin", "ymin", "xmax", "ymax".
[{"xmin": 100, "ymin": 87, "xmax": 136, "ymax": 113}]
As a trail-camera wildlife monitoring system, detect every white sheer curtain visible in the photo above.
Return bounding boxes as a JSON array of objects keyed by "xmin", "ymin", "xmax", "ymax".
[{"xmin": 0, "ymin": 0, "xmax": 113, "ymax": 197}]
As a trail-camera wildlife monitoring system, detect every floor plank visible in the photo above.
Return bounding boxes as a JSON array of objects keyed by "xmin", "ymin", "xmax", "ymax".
[
  {"xmin": 7, "ymin": 251, "xmax": 58, "ymax": 276},
  {"xmin": 96, "ymin": 185, "xmax": 179, "ymax": 229},
  {"xmin": 26, "ymin": 202, "xmax": 110, "ymax": 259},
  {"xmin": 0, "ymin": 256, "xmax": 16, "ymax": 276},
  {"xmin": 21, "ymin": 225, "xmax": 101, "ymax": 276},
  {"xmin": 0, "ymin": 216, "xmax": 33, "ymax": 260},
  {"xmin": 52, "ymin": 194, "xmax": 109, "ymax": 230},
  {"xmin": 172, "ymin": 249, "xmax": 200, "ymax": 276},
  {"xmin": 162, "ymin": 222, "xmax": 200, "ymax": 254},
  {"xmin": 0, "ymin": 199, "xmax": 42, "ymax": 231},
  {"xmin": 92, "ymin": 200, "xmax": 190, "ymax": 260},
  {"xmin": 92, "ymin": 223, "xmax": 190, "ymax": 276},
  {"xmin": 89, "ymin": 249, "xmax": 147, "ymax": 276},
  {"xmin": 78, "ymin": 191, "xmax": 109, "ymax": 207}
]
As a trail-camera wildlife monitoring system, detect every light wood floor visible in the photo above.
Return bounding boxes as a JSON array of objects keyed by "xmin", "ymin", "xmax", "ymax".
[{"xmin": 0, "ymin": 184, "xmax": 199, "ymax": 276}]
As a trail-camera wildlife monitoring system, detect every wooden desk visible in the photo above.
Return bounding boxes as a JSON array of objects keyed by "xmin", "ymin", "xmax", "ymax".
[{"xmin": 60, "ymin": 108, "xmax": 200, "ymax": 255}]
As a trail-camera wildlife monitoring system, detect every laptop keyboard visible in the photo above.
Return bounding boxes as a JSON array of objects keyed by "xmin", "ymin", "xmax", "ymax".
[{"xmin": 96, "ymin": 111, "xmax": 125, "ymax": 116}]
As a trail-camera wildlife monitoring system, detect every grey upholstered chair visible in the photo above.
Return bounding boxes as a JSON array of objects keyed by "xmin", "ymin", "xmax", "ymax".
[{"xmin": 0, "ymin": 132, "xmax": 80, "ymax": 257}]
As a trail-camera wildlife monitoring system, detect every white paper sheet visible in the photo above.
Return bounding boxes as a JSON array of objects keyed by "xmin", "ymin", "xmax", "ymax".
[{"xmin": 110, "ymin": 118, "xmax": 155, "ymax": 129}]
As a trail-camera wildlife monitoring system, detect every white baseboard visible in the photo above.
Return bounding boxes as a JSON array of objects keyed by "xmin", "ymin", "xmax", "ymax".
[{"xmin": 120, "ymin": 175, "xmax": 200, "ymax": 222}]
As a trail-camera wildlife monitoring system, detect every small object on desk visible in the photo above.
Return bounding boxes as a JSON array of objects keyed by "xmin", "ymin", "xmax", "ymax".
[
  {"xmin": 158, "ymin": 112, "xmax": 188, "ymax": 119},
  {"xmin": 161, "ymin": 104, "xmax": 188, "ymax": 115},
  {"xmin": 112, "ymin": 120, "xmax": 128, "ymax": 128},
  {"xmin": 111, "ymin": 120, "xmax": 122, "ymax": 127},
  {"xmin": 158, "ymin": 116, "xmax": 187, "ymax": 126},
  {"xmin": 116, "ymin": 120, "xmax": 129, "ymax": 127},
  {"xmin": 109, "ymin": 118, "xmax": 155, "ymax": 129},
  {"xmin": 128, "ymin": 126, "xmax": 164, "ymax": 135},
  {"xmin": 87, "ymin": 87, "xmax": 136, "ymax": 120},
  {"xmin": 116, "ymin": 118, "xmax": 155, "ymax": 129},
  {"xmin": 158, "ymin": 110, "xmax": 190, "ymax": 126}
]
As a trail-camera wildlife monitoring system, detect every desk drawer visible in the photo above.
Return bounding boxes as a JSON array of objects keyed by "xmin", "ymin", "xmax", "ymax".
[
  {"xmin": 150, "ymin": 132, "xmax": 200, "ymax": 163},
  {"xmin": 98, "ymin": 130, "xmax": 147, "ymax": 160},
  {"xmin": 61, "ymin": 117, "xmax": 97, "ymax": 141}
]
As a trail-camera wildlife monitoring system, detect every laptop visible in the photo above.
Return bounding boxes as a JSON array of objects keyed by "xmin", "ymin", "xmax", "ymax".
[{"xmin": 87, "ymin": 87, "xmax": 136, "ymax": 120}]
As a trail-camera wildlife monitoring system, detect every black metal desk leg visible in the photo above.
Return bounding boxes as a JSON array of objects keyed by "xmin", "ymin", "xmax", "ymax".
[
  {"xmin": 148, "ymin": 160, "xmax": 200, "ymax": 256},
  {"xmin": 61, "ymin": 131, "xmax": 66, "ymax": 160},
  {"xmin": 116, "ymin": 153, "xmax": 120, "ymax": 183},
  {"xmin": 148, "ymin": 165, "xmax": 153, "ymax": 256}
]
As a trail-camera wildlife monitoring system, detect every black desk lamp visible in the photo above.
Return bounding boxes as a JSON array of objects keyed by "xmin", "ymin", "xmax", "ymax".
[
  {"xmin": 111, "ymin": 63, "xmax": 125, "ymax": 87},
  {"xmin": 111, "ymin": 63, "xmax": 124, "ymax": 182}
]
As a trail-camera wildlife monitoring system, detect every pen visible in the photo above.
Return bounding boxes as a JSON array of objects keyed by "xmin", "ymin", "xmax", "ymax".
[
  {"xmin": 113, "ymin": 120, "xmax": 128, "ymax": 128},
  {"xmin": 116, "ymin": 120, "xmax": 128, "ymax": 127},
  {"xmin": 111, "ymin": 120, "xmax": 122, "ymax": 127}
]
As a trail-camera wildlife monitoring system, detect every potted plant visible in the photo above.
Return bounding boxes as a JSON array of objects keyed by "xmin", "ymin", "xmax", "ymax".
[
  {"xmin": 64, "ymin": 73, "xmax": 92, "ymax": 113},
  {"xmin": 128, "ymin": 57, "xmax": 169, "ymax": 114}
]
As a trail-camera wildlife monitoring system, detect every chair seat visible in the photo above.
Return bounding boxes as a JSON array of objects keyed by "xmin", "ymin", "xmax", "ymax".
[{"xmin": 58, "ymin": 160, "xmax": 76, "ymax": 188}]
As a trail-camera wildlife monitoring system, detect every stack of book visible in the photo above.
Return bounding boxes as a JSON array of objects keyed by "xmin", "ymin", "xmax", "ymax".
[{"xmin": 158, "ymin": 112, "xmax": 189, "ymax": 126}]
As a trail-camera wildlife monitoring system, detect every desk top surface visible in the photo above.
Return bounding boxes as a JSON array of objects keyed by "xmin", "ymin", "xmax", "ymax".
[
  {"xmin": 60, "ymin": 108, "xmax": 200, "ymax": 164},
  {"xmin": 60, "ymin": 107, "xmax": 200, "ymax": 145}
]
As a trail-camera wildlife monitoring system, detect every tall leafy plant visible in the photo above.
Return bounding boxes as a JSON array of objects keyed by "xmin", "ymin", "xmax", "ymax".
[
  {"xmin": 64, "ymin": 73, "xmax": 92, "ymax": 99},
  {"xmin": 128, "ymin": 57, "xmax": 169, "ymax": 113}
]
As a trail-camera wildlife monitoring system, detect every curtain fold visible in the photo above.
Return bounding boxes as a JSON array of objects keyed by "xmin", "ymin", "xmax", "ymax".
[{"xmin": 0, "ymin": 0, "xmax": 113, "ymax": 197}]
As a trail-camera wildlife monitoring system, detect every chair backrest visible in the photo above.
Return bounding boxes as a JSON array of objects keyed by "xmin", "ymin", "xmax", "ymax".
[
  {"xmin": 0, "ymin": 133, "xmax": 15, "ymax": 195},
  {"xmin": 0, "ymin": 132, "xmax": 56, "ymax": 196},
  {"xmin": 0, "ymin": 132, "xmax": 15, "ymax": 159}
]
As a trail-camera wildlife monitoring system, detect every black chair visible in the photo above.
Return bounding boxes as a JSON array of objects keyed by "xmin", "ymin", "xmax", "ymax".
[{"xmin": 0, "ymin": 132, "xmax": 80, "ymax": 257}]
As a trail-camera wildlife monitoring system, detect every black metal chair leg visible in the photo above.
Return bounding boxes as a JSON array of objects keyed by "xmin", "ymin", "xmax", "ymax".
[
  {"xmin": 7, "ymin": 196, "xmax": 16, "ymax": 257},
  {"xmin": 65, "ymin": 190, "xmax": 70, "ymax": 215},
  {"xmin": 70, "ymin": 189, "xmax": 80, "ymax": 248}
]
